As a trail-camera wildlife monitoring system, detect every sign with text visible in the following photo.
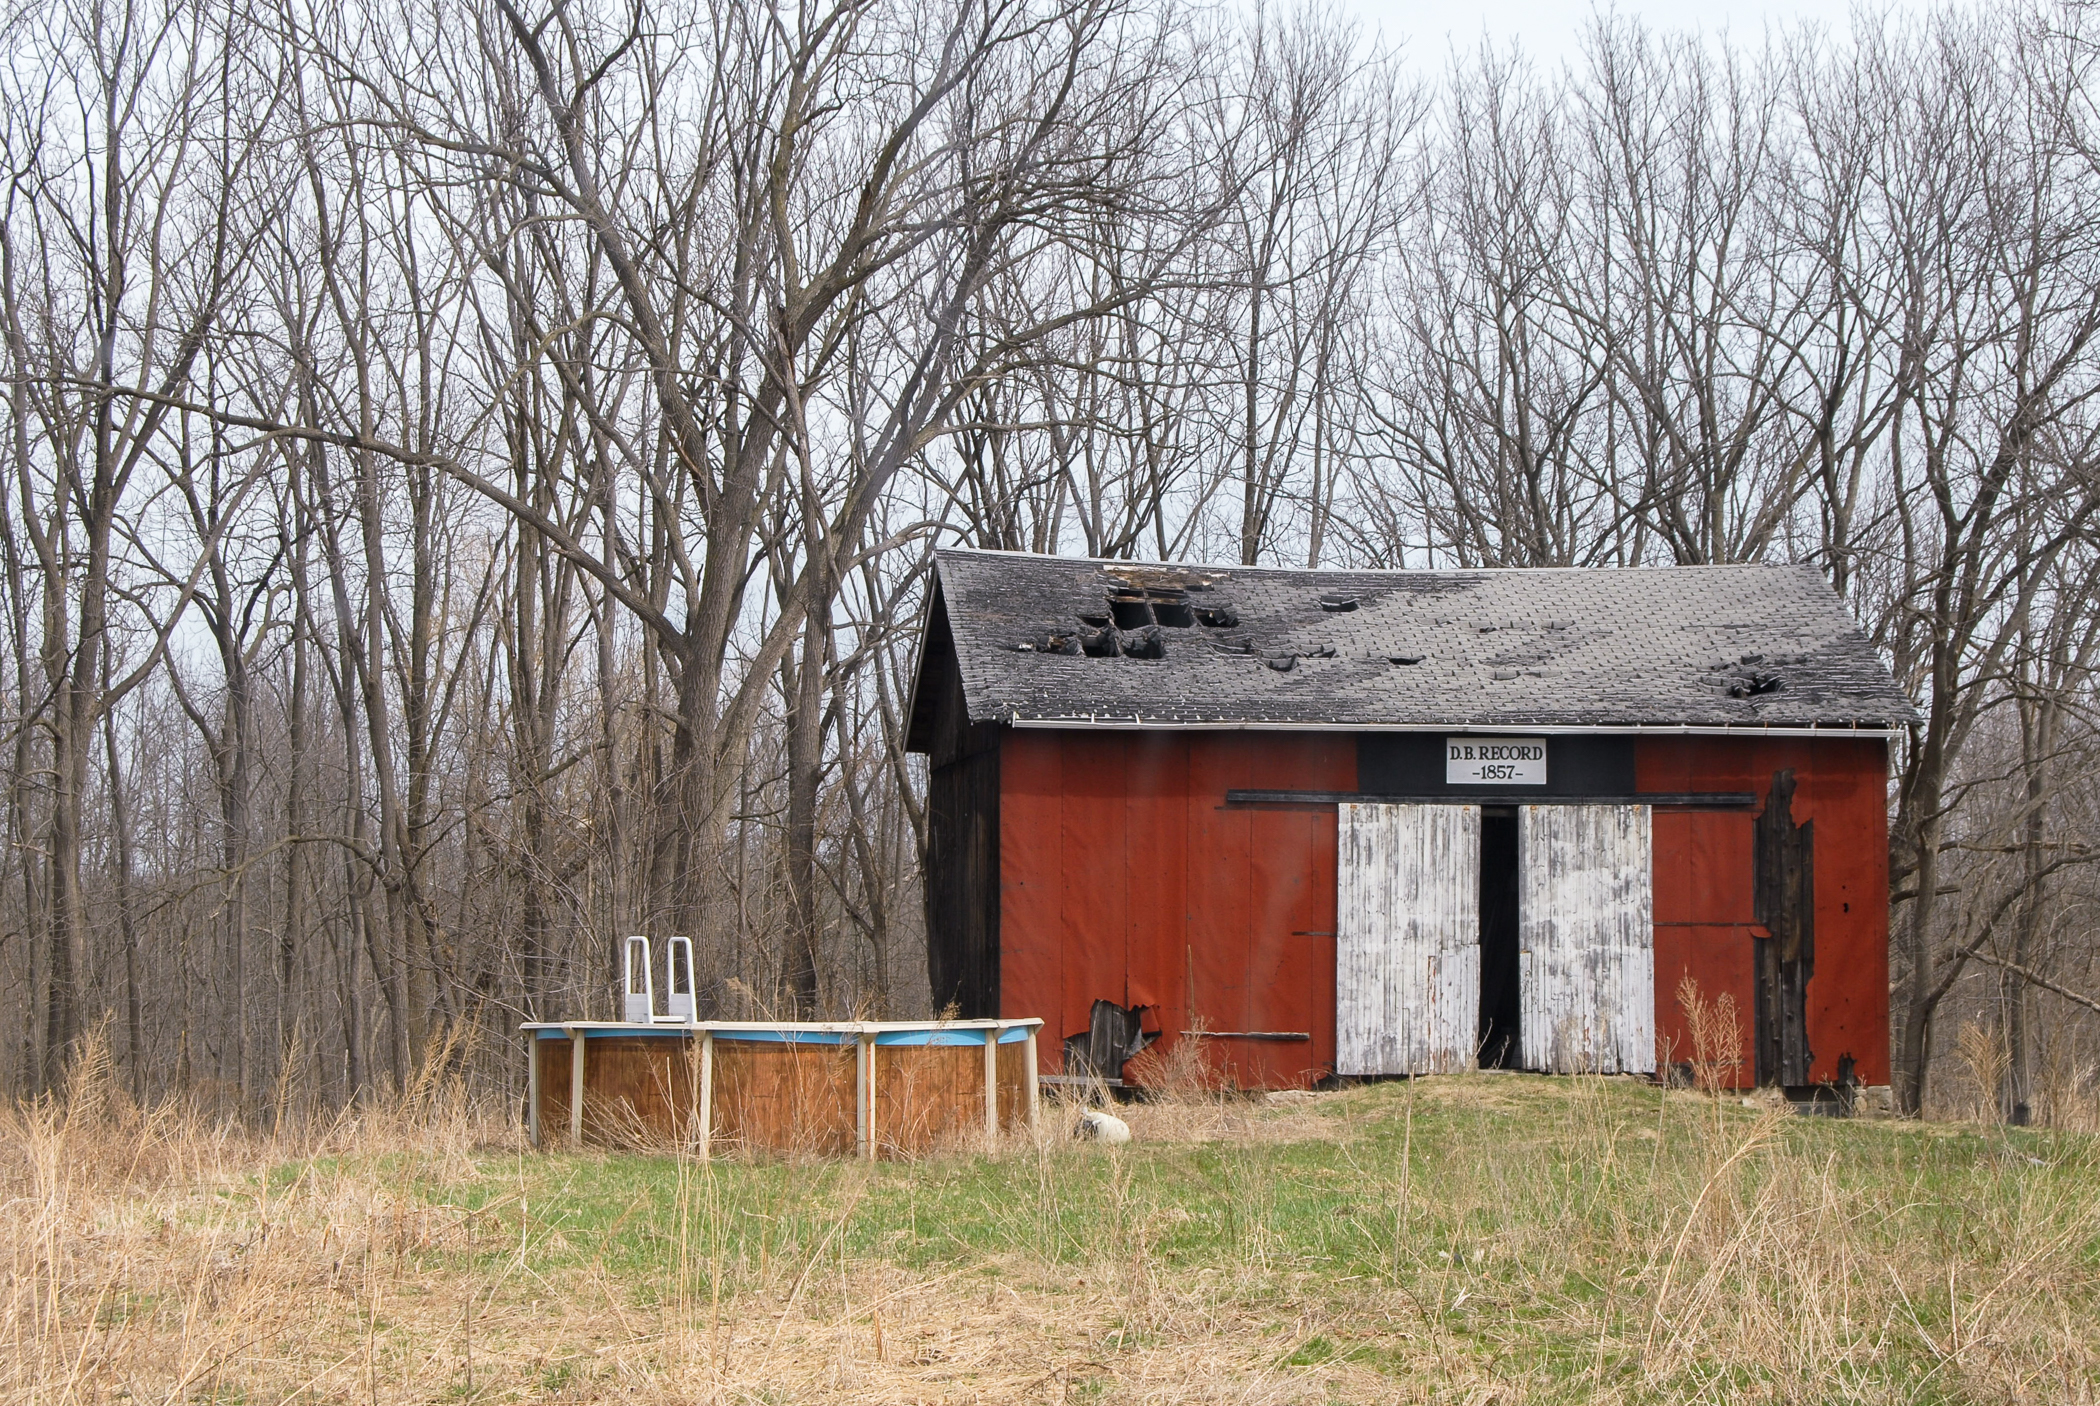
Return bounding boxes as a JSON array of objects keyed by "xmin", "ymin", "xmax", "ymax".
[{"xmin": 1445, "ymin": 737, "xmax": 1547, "ymax": 786}]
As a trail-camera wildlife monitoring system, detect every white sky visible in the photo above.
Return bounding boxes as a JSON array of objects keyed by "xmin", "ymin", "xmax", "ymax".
[{"xmin": 1330, "ymin": 0, "xmax": 1938, "ymax": 68}]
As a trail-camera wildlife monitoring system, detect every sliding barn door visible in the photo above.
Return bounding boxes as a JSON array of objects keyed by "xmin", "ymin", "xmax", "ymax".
[
  {"xmin": 1337, "ymin": 803, "xmax": 1480, "ymax": 1075},
  {"xmin": 1519, "ymin": 804, "xmax": 1654, "ymax": 1074}
]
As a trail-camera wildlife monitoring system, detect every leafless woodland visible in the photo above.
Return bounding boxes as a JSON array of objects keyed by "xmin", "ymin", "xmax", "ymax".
[{"xmin": 4, "ymin": 0, "xmax": 2100, "ymax": 1122}]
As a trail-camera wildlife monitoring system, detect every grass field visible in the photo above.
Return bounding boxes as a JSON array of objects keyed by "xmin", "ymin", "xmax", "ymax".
[{"xmin": 6, "ymin": 1055, "xmax": 2098, "ymax": 1405}]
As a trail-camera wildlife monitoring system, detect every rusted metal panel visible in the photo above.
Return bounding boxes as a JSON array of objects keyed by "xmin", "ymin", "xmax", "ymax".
[
  {"xmin": 1336, "ymin": 803, "xmax": 1481, "ymax": 1076},
  {"xmin": 1519, "ymin": 804, "xmax": 1654, "ymax": 1074}
]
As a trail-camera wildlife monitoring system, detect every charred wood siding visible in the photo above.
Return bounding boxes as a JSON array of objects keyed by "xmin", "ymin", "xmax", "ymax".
[
  {"xmin": 1636, "ymin": 736, "xmax": 1888, "ymax": 1087},
  {"xmin": 927, "ymin": 750, "xmax": 999, "ymax": 1015},
  {"xmin": 1754, "ymin": 770, "xmax": 1816, "ymax": 1086},
  {"xmin": 1336, "ymin": 803, "xmax": 1481, "ymax": 1075},
  {"xmin": 1518, "ymin": 805, "xmax": 1655, "ymax": 1074},
  {"xmin": 924, "ymin": 629, "xmax": 1001, "ymax": 1017}
]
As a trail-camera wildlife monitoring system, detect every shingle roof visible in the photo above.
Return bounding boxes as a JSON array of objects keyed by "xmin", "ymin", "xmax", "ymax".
[{"xmin": 920, "ymin": 548, "xmax": 1915, "ymax": 731}]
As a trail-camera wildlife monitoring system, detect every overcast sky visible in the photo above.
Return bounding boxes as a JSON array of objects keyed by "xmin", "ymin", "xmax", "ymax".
[{"xmin": 1327, "ymin": 0, "xmax": 1939, "ymax": 68}]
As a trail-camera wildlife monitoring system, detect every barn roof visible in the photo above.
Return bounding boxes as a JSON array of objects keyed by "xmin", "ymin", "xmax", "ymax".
[{"xmin": 907, "ymin": 548, "xmax": 1916, "ymax": 743}]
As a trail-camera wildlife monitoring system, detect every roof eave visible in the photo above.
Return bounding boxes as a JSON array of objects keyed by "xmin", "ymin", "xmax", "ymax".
[{"xmin": 1000, "ymin": 716, "xmax": 1904, "ymax": 739}]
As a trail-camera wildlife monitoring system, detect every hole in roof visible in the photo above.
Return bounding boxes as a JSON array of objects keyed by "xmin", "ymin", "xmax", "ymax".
[
  {"xmin": 1319, "ymin": 593, "xmax": 1358, "ymax": 612},
  {"xmin": 1152, "ymin": 599, "xmax": 1195, "ymax": 628},
  {"xmin": 1108, "ymin": 595, "xmax": 1159, "ymax": 629},
  {"xmin": 1108, "ymin": 588, "xmax": 1195, "ymax": 630},
  {"xmin": 1077, "ymin": 612, "xmax": 1110, "ymax": 628},
  {"xmin": 1193, "ymin": 604, "xmax": 1239, "ymax": 628},
  {"xmin": 1389, "ymin": 654, "xmax": 1423, "ymax": 666},
  {"xmin": 1728, "ymin": 672, "xmax": 1783, "ymax": 698},
  {"xmin": 1080, "ymin": 627, "xmax": 1119, "ymax": 657},
  {"xmin": 1109, "ymin": 596, "xmax": 1151, "ymax": 630}
]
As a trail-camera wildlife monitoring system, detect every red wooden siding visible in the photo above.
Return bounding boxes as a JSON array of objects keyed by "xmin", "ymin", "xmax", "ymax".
[
  {"xmin": 1650, "ymin": 810, "xmax": 1759, "ymax": 1087},
  {"xmin": 1001, "ymin": 729, "xmax": 1889, "ymax": 1090},
  {"xmin": 1637, "ymin": 737, "xmax": 1890, "ymax": 1086},
  {"xmin": 999, "ymin": 731, "xmax": 1351, "ymax": 1087}
]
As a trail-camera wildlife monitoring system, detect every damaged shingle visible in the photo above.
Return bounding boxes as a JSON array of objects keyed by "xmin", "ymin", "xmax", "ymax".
[
  {"xmin": 1120, "ymin": 624, "xmax": 1166, "ymax": 659},
  {"xmin": 915, "ymin": 549, "xmax": 1917, "ymax": 732},
  {"xmin": 1080, "ymin": 626, "xmax": 1119, "ymax": 657},
  {"xmin": 1017, "ymin": 631, "xmax": 1081, "ymax": 655}
]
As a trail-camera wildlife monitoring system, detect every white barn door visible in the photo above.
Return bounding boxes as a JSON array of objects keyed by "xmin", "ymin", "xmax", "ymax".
[
  {"xmin": 1518, "ymin": 804, "xmax": 1654, "ymax": 1074},
  {"xmin": 1336, "ymin": 803, "xmax": 1480, "ymax": 1075}
]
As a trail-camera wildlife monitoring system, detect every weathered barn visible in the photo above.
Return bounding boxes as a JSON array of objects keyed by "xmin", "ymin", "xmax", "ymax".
[{"xmin": 906, "ymin": 549, "xmax": 1915, "ymax": 1092}]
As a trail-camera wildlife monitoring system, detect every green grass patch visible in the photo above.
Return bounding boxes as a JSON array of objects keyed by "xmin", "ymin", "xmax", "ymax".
[{"xmin": 288, "ymin": 1074, "xmax": 2100, "ymax": 1403}]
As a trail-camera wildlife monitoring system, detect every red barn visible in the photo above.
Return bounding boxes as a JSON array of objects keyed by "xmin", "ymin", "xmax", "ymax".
[{"xmin": 905, "ymin": 550, "xmax": 1914, "ymax": 1094}]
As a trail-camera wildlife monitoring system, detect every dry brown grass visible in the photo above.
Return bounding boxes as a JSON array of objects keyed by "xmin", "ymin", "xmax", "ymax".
[
  {"xmin": 6, "ymin": 1036, "xmax": 2099, "ymax": 1405},
  {"xmin": 1673, "ymin": 975, "xmax": 1746, "ymax": 1095}
]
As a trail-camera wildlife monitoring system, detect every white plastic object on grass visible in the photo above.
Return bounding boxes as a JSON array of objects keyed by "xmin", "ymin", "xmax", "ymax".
[
  {"xmin": 622, "ymin": 935, "xmax": 654, "ymax": 1023},
  {"xmin": 662, "ymin": 936, "xmax": 695, "ymax": 1023},
  {"xmin": 1076, "ymin": 1108, "xmax": 1131, "ymax": 1144}
]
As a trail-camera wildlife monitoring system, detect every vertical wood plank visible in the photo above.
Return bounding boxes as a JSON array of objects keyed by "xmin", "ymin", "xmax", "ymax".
[
  {"xmin": 1024, "ymin": 1027, "xmax": 1040, "ymax": 1133},
  {"xmin": 1184, "ymin": 738, "xmax": 1251, "ymax": 1061},
  {"xmin": 999, "ymin": 732, "xmax": 1064, "ymax": 1065},
  {"xmin": 697, "ymin": 1032, "xmax": 714, "ymax": 1160},
  {"xmin": 855, "ymin": 1035, "xmax": 872, "ymax": 1159},
  {"xmin": 1059, "ymin": 733, "xmax": 1128, "ymax": 1055},
  {"xmin": 1520, "ymin": 805, "xmax": 1653, "ymax": 1073},
  {"xmin": 1336, "ymin": 803, "xmax": 1480, "ymax": 1075},
  {"xmin": 568, "ymin": 1030, "xmax": 587, "ymax": 1145},
  {"xmin": 983, "ymin": 1030, "xmax": 998, "ymax": 1142},
  {"xmin": 1123, "ymin": 733, "xmax": 1187, "ymax": 1024}
]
